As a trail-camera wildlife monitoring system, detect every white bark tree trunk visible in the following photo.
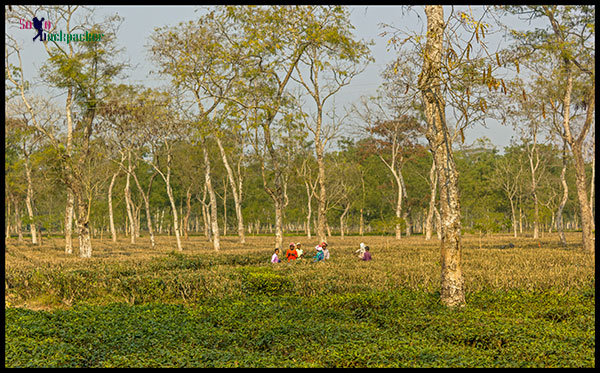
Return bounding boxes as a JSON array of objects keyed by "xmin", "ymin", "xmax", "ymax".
[
  {"xmin": 215, "ymin": 136, "xmax": 245, "ymax": 244},
  {"xmin": 132, "ymin": 168, "xmax": 156, "ymax": 249},
  {"xmin": 425, "ymin": 160, "xmax": 437, "ymax": 240},
  {"xmin": 24, "ymin": 161, "xmax": 37, "ymax": 245},
  {"xmin": 124, "ymin": 152, "xmax": 136, "ymax": 244},
  {"xmin": 203, "ymin": 143, "xmax": 220, "ymax": 251},
  {"xmin": 108, "ymin": 167, "xmax": 119, "ymax": 243},
  {"xmin": 420, "ymin": 5, "xmax": 465, "ymax": 307}
]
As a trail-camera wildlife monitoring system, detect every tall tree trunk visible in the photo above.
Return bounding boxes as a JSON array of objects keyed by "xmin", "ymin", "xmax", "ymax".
[
  {"xmin": 124, "ymin": 152, "xmax": 136, "ymax": 244},
  {"xmin": 135, "ymin": 203, "xmax": 141, "ymax": 238},
  {"xmin": 400, "ymin": 171, "xmax": 411, "ymax": 237},
  {"xmin": 5, "ymin": 189, "xmax": 12, "ymax": 243},
  {"xmin": 518, "ymin": 199, "xmax": 523, "ymax": 234},
  {"xmin": 132, "ymin": 168, "xmax": 156, "ymax": 249},
  {"xmin": 425, "ymin": 160, "xmax": 437, "ymax": 240},
  {"xmin": 572, "ymin": 143, "xmax": 595, "ymax": 252},
  {"xmin": 222, "ymin": 178, "xmax": 227, "ymax": 237},
  {"xmin": 14, "ymin": 199, "xmax": 23, "ymax": 243},
  {"xmin": 165, "ymin": 174, "xmax": 182, "ymax": 251},
  {"xmin": 69, "ymin": 153, "xmax": 93, "ymax": 258},
  {"xmin": 563, "ymin": 73, "xmax": 594, "ymax": 252},
  {"xmin": 527, "ymin": 134, "xmax": 541, "ymax": 240},
  {"xmin": 64, "ymin": 189, "xmax": 74, "ymax": 253},
  {"xmin": 304, "ymin": 178, "xmax": 313, "ymax": 239},
  {"xmin": 107, "ymin": 166, "xmax": 119, "ymax": 243},
  {"xmin": 76, "ymin": 192, "xmax": 92, "ymax": 258},
  {"xmin": 198, "ymin": 184, "xmax": 212, "ymax": 241},
  {"xmin": 510, "ymin": 198, "xmax": 518, "ymax": 238},
  {"xmin": 215, "ymin": 136, "xmax": 245, "ymax": 244},
  {"xmin": 63, "ymin": 88, "xmax": 75, "ymax": 254},
  {"xmin": 547, "ymin": 6, "xmax": 595, "ymax": 253},
  {"xmin": 24, "ymin": 161, "xmax": 37, "ymax": 245},
  {"xmin": 420, "ymin": 5, "xmax": 465, "ymax": 307},
  {"xmin": 532, "ymin": 188, "xmax": 540, "ymax": 239},
  {"xmin": 315, "ymin": 107, "xmax": 327, "ymax": 244},
  {"xmin": 340, "ymin": 203, "xmax": 351, "ymax": 240},
  {"xmin": 556, "ymin": 139, "xmax": 569, "ymax": 247},
  {"xmin": 359, "ymin": 173, "xmax": 366, "ymax": 236},
  {"xmin": 202, "ymin": 143, "xmax": 220, "ymax": 251},
  {"xmin": 359, "ymin": 208, "xmax": 364, "ymax": 236},
  {"xmin": 589, "ymin": 155, "xmax": 594, "ymax": 232},
  {"xmin": 275, "ymin": 201, "xmax": 284, "ymax": 250},
  {"xmin": 257, "ymin": 123, "xmax": 288, "ymax": 251},
  {"xmin": 394, "ymin": 171, "xmax": 403, "ymax": 240},
  {"xmin": 153, "ymin": 145, "xmax": 182, "ymax": 251},
  {"xmin": 159, "ymin": 209, "xmax": 164, "ymax": 234},
  {"xmin": 183, "ymin": 185, "xmax": 192, "ymax": 240}
]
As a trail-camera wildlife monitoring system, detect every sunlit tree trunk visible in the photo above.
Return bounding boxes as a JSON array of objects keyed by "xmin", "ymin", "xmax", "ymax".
[
  {"xmin": 525, "ymin": 128, "xmax": 542, "ymax": 240},
  {"xmin": 5, "ymin": 188, "xmax": 12, "ymax": 243},
  {"xmin": 425, "ymin": 160, "xmax": 437, "ymax": 241},
  {"xmin": 183, "ymin": 185, "xmax": 192, "ymax": 240},
  {"xmin": 132, "ymin": 168, "xmax": 156, "ymax": 249},
  {"xmin": 64, "ymin": 88, "xmax": 75, "ymax": 254},
  {"xmin": 151, "ymin": 142, "xmax": 182, "ymax": 251},
  {"xmin": 165, "ymin": 172, "xmax": 182, "ymax": 251},
  {"xmin": 24, "ymin": 161, "xmax": 37, "ymax": 245},
  {"xmin": 124, "ymin": 151, "xmax": 136, "ymax": 244},
  {"xmin": 198, "ymin": 184, "xmax": 212, "ymax": 241},
  {"xmin": 562, "ymin": 63, "xmax": 595, "ymax": 253},
  {"xmin": 216, "ymin": 136, "xmax": 245, "ymax": 244},
  {"xmin": 14, "ymin": 199, "xmax": 23, "ymax": 243},
  {"xmin": 556, "ymin": 139, "xmax": 569, "ymax": 246},
  {"xmin": 107, "ymin": 167, "xmax": 119, "ymax": 243},
  {"xmin": 400, "ymin": 171, "xmax": 411, "ymax": 237},
  {"xmin": 76, "ymin": 193, "xmax": 92, "ymax": 258},
  {"xmin": 202, "ymin": 142, "xmax": 220, "ymax": 251},
  {"xmin": 420, "ymin": 5, "xmax": 465, "ymax": 307},
  {"xmin": 589, "ymin": 155, "xmax": 594, "ymax": 232},
  {"xmin": 545, "ymin": 7, "xmax": 595, "ymax": 253},
  {"xmin": 274, "ymin": 201, "xmax": 284, "ymax": 250},
  {"xmin": 305, "ymin": 181, "xmax": 313, "ymax": 239},
  {"xmin": 340, "ymin": 203, "xmax": 351, "ymax": 239},
  {"xmin": 315, "ymin": 106, "xmax": 328, "ymax": 244}
]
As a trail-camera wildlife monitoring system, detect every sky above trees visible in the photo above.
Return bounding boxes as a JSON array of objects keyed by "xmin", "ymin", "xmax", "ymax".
[{"xmin": 7, "ymin": 5, "xmax": 525, "ymax": 151}]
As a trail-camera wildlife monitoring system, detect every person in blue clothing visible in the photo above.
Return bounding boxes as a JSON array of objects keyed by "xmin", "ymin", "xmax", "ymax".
[{"xmin": 312, "ymin": 245, "xmax": 324, "ymax": 262}]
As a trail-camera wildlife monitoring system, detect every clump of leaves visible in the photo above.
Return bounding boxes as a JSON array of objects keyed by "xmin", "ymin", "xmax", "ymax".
[{"xmin": 239, "ymin": 266, "xmax": 294, "ymax": 295}]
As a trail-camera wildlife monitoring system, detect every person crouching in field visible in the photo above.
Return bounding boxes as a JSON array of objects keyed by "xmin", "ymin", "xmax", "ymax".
[
  {"xmin": 356, "ymin": 242, "xmax": 366, "ymax": 259},
  {"xmin": 271, "ymin": 248, "xmax": 282, "ymax": 263},
  {"xmin": 286, "ymin": 242, "xmax": 298, "ymax": 262},
  {"xmin": 321, "ymin": 242, "xmax": 330, "ymax": 260},
  {"xmin": 295, "ymin": 243, "xmax": 304, "ymax": 259},
  {"xmin": 313, "ymin": 245, "xmax": 324, "ymax": 262},
  {"xmin": 361, "ymin": 246, "xmax": 372, "ymax": 261}
]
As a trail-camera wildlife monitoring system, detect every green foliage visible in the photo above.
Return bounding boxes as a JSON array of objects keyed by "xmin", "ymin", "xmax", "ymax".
[
  {"xmin": 239, "ymin": 266, "xmax": 294, "ymax": 295},
  {"xmin": 5, "ymin": 286, "xmax": 594, "ymax": 367}
]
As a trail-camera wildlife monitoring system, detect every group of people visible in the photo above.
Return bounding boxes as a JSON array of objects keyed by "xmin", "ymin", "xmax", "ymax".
[{"xmin": 270, "ymin": 241, "xmax": 371, "ymax": 263}]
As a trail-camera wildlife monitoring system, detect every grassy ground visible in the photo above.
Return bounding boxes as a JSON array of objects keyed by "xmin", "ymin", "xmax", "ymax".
[{"xmin": 4, "ymin": 232, "xmax": 595, "ymax": 367}]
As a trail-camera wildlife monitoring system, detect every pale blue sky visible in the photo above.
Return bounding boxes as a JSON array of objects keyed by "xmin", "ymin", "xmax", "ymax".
[{"xmin": 7, "ymin": 5, "xmax": 520, "ymax": 151}]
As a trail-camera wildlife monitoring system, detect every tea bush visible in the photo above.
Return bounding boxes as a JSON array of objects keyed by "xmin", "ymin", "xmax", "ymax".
[
  {"xmin": 239, "ymin": 266, "xmax": 294, "ymax": 295},
  {"xmin": 5, "ymin": 285, "xmax": 594, "ymax": 367},
  {"xmin": 4, "ymin": 234, "xmax": 595, "ymax": 367}
]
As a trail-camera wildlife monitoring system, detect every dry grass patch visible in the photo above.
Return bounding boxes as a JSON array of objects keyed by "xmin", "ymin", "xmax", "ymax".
[{"xmin": 5, "ymin": 232, "xmax": 594, "ymax": 309}]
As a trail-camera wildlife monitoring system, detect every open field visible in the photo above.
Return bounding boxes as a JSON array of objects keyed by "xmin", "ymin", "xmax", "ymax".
[{"xmin": 5, "ymin": 233, "xmax": 595, "ymax": 367}]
